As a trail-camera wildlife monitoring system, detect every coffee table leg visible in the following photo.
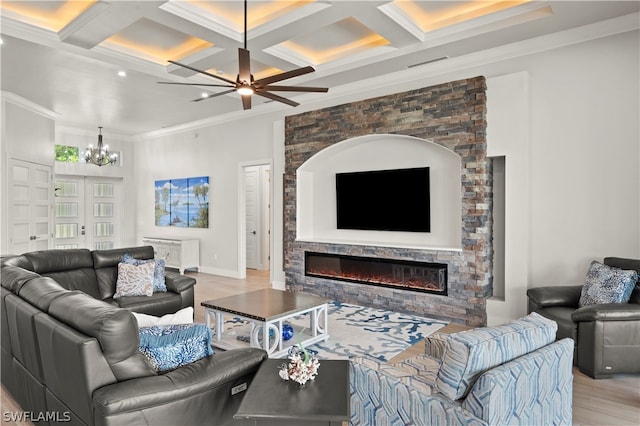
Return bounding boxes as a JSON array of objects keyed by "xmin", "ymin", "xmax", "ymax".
[
  {"xmin": 250, "ymin": 321, "xmax": 281, "ymax": 356},
  {"xmin": 214, "ymin": 311, "xmax": 224, "ymax": 343},
  {"xmin": 313, "ymin": 304, "xmax": 328, "ymax": 341}
]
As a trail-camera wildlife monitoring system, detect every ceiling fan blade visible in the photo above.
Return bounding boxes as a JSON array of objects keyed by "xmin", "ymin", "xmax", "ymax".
[
  {"xmin": 255, "ymin": 91, "xmax": 299, "ymax": 107},
  {"xmin": 168, "ymin": 60, "xmax": 236, "ymax": 85},
  {"xmin": 254, "ymin": 66, "xmax": 315, "ymax": 87},
  {"xmin": 238, "ymin": 48, "xmax": 251, "ymax": 84},
  {"xmin": 241, "ymin": 94, "xmax": 252, "ymax": 110},
  {"xmin": 191, "ymin": 89, "xmax": 236, "ymax": 102},
  {"xmin": 158, "ymin": 82, "xmax": 234, "ymax": 88},
  {"xmin": 261, "ymin": 85, "xmax": 328, "ymax": 93}
]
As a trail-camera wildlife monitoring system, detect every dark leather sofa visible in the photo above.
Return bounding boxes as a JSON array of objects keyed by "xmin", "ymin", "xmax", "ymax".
[
  {"xmin": 2, "ymin": 246, "xmax": 194, "ymax": 316},
  {"xmin": 1, "ymin": 247, "xmax": 268, "ymax": 425},
  {"xmin": 527, "ymin": 257, "xmax": 640, "ymax": 379}
]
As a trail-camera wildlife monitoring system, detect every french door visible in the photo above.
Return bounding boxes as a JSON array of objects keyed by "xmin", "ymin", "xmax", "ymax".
[{"xmin": 54, "ymin": 176, "xmax": 122, "ymax": 250}]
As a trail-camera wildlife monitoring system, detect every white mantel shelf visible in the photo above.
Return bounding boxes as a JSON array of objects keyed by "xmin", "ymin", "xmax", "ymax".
[{"xmin": 295, "ymin": 238, "xmax": 463, "ymax": 253}]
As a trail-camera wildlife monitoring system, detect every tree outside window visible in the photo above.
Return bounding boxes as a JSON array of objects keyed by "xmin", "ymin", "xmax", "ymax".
[{"xmin": 55, "ymin": 145, "xmax": 80, "ymax": 163}]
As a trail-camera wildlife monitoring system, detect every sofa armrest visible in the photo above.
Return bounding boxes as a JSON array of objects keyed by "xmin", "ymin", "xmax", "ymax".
[
  {"xmin": 164, "ymin": 271, "xmax": 196, "ymax": 293},
  {"xmin": 424, "ymin": 332, "xmax": 450, "ymax": 360},
  {"xmin": 463, "ymin": 338, "xmax": 574, "ymax": 426},
  {"xmin": 572, "ymin": 303, "xmax": 640, "ymax": 322},
  {"xmin": 92, "ymin": 348, "xmax": 266, "ymax": 421},
  {"xmin": 527, "ymin": 285, "xmax": 582, "ymax": 309},
  {"xmin": 350, "ymin": 357, "xmax": 484, "ymax": 425}
]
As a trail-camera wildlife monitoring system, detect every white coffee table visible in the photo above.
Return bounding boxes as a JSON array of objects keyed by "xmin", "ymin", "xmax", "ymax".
[{"xmin": 201, "ymin": 289, "xmax": 330, "ymax": 358}]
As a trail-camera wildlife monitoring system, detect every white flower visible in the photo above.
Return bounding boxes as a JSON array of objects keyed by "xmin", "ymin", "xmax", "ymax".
[{"xmin": 278, "ymin": 344, "xmax": 320, "ymax": 385}]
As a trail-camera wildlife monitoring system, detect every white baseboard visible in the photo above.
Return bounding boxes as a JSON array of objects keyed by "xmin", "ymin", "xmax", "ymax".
[
  {"xmin": 272, "ymin": 280, "xmax": 286, "ymax": 290},
  {"xmin": 197, "ymin": 266, "xmax": 244, "ymax": 279}
]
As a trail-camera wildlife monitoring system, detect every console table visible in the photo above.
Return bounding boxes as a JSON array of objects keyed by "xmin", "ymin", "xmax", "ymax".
[{"xmin": 142, "ymin": 236, "xmax": 199, "ymax": 274}]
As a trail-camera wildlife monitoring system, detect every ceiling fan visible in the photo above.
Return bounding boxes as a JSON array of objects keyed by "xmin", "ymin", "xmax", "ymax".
[{"xmin": 158, "ymin": 0, "xmax": 328, "ymax": 110}]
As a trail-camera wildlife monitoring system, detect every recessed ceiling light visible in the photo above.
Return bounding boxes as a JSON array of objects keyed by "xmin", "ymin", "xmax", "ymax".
[
  {"xmin": 117, "ymin": 70, "xmax": 127, "ymax": 77},
  {"xmin": 201, "ymin": 92, "xmax": 209, "ymax": 99}
]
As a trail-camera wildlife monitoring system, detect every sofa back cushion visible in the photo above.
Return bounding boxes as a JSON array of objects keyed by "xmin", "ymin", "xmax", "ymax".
[
  {"xmin": 93, "ymin": 246, "xmax": 154, "ymax": 299},
  {"xmin": 17, "ymin": 276, "xmax": 69, "ymax": 312},
  {"xmin": 435, "ymin": 312, "xmax": 557, "ymax": 401},
  {"xmin": 48, "ymin": 291, "xmax": 156, "ymax": 381},
  {"xmin": 22, "ymin": 249, "xmax": 101, "ymax": 299},
  {"xmin": 0, "ymin": 264, "xmax": 41, "ymax": 293}
]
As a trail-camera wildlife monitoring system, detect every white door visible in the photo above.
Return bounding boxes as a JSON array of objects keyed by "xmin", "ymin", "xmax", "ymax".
[
  {"xmin": 244, "ymin": 165, "xmax": 270, "ymax": 271},
  {"xmin": 245, "ymin": 167, "xmax": 259, "ymax": 269},
  {"xmin": 54, "ymin": 176, "xmax": 122, "ymax": 250},
  {"xmin": 8, "ymin": 159, "xmax": 53, "ymax": 254}
]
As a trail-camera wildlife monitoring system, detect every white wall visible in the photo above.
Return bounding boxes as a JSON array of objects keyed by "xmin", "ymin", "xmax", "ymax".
[
  {"xmin": 486, "ymin": 72, "xmax": 531, "ymax": 325},
  {"xmin": 485, "ymin": 31, "xmax": 639, "ymax": 324},
  {"xmin": 527, "ymin": 32, "xmax": 639, "ymax": 285},
  {"xmin": 134, "ymin": 117, "xmax": 274, "ymax": 277}
]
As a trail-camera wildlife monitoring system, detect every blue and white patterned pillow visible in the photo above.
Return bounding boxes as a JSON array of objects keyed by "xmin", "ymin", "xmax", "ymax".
[
  {"xmin": 579, "ymin": 260, "xmax": 637, "ymax": 307},
  {"xmin": 138, "ymin": 324, "xmax": 214, "ymax": 372},
  {"xmin": 122, "ymin": 253, "xmax": 167, "ymax": 292}
]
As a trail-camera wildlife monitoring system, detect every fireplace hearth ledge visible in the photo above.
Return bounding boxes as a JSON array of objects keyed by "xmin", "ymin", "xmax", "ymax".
[{"xmin": 295, "ymin": 238, "xmax": 463, "ymax": 252}]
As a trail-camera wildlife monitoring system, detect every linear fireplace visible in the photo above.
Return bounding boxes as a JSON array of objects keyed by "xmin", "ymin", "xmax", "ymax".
[{"xmin": 305, "ymin": 252, "xmax": 447, "ymax": 295}]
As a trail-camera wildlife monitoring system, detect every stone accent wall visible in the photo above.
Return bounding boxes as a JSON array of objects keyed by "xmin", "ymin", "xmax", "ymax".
[{"xmin": 284, "ymin": 76, "xmax": 491, "ymax": 326}]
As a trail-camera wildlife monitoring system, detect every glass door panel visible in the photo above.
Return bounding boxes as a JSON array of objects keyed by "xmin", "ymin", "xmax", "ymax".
[{"xmin": 54, "ymin": 178, "xmax": 84, "ymax": 249}]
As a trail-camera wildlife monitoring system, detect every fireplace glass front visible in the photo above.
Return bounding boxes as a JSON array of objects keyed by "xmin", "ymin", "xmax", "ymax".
[{"xmin": 305, "ymin": 252, "xmax": 447, "ymax": 295}]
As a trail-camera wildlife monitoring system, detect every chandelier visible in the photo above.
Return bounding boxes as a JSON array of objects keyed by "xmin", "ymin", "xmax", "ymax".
[{"xmin": 84, "ymin": 127, "xmax": 117, "ymax": 166}]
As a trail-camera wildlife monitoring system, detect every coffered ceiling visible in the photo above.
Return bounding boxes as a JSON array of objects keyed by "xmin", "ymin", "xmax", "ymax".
[{"xmin": 1, "ymin": 1, "xmax": 638, "ymax": 135}]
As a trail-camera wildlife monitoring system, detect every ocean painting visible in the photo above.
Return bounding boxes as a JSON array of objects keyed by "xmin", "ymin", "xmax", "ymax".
[{"xmin": 155, "ymin": 176, "xmax": 209, "ymax": 228}]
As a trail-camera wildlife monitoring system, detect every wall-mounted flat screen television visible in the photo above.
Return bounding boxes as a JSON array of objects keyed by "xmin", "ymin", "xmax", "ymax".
[{"xmin": 336, "ymin": 167, "xmax": 430, "ymax": 232}]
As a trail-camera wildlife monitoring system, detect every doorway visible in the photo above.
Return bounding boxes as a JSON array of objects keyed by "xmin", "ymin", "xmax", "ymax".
[
  {"xmin": 54, "ymin": 175, "xmax": 122, "ymax": 250},
  {"xmin": 243, "ymin": 164, "xmax": 270, "ymax": 271}
]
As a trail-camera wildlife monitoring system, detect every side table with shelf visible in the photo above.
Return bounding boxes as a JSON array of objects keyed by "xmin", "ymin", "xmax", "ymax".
[{"xmin": 142, "ymin": 237, "xmax": 199, "ymax": 274}]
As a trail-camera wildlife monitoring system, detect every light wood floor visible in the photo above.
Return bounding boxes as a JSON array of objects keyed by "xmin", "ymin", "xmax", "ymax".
[{"xmin": 2, "ymin": 270, "xmax": 639, "ymax": 425}]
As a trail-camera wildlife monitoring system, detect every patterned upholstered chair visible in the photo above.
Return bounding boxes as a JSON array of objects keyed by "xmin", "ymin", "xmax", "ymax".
[{"xmin": 350, "ymin": 313, "xmax": 574, "ymax": 426}]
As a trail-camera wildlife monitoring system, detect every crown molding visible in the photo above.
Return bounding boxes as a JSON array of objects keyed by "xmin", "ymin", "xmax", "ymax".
[{"xmin": 1, "ymin": 91, "xmax": 62, "ymax": 120}]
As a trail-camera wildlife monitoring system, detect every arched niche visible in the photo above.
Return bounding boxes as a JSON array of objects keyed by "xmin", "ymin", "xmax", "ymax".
[{"xmin": 296, "ymin": 134, "xmax": 462, "ymax": 250}]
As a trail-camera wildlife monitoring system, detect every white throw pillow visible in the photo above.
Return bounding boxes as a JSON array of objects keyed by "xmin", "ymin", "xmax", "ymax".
[
  {"xmin": 114, "ymin": 261, "xmax": 155, "ymax": 298},
  {"xmin": 133, "ymin": 307, "xmax": 194, "ymax": 327}
]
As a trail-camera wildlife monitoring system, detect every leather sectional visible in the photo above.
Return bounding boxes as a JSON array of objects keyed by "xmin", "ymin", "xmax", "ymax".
[{"xmin": 1, "ymin": 246, "xmax": 267, "ymax": 425}]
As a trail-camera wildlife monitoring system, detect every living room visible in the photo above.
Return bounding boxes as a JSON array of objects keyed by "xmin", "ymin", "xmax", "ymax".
[{"xmin": 1, "ymin": 1, "xmax": 639, "ymax": 425}]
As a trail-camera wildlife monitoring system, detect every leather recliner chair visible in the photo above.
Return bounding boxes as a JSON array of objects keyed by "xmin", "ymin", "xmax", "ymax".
[{"xmin": 526, "ymin": 257, "xmax": 640, "ymax": 379}]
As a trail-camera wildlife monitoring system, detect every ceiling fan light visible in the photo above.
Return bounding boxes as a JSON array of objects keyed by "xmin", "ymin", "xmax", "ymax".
[{"xmin": 237, "ymin": 85, "xmax": 254, "ymax": 96}]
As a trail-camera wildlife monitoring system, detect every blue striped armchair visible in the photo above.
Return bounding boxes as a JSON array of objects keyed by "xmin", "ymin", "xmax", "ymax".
[{"xmin": 350, "ymin": 313, "xmax": 574, "ymax": 425}]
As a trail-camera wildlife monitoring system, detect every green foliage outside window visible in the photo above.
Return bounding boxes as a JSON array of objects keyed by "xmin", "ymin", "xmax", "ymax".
[{"xmin": 55, "ymin": 145, "xmax": 80, "ymax": 163}]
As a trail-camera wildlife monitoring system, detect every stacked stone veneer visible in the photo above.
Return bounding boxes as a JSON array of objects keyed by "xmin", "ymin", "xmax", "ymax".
[{"xmin": 284, "ymin": 76, "xmax": 491, "ymax": 326}]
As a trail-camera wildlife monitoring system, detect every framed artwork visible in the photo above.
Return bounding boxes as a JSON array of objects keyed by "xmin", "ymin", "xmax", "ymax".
[{"xmin": 155, "ymin": 176, "xmax": 209, "ymax": 228}]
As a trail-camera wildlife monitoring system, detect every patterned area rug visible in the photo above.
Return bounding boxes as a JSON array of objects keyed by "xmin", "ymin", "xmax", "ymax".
[{"xmin": 223, "ymin": 301, "xmax": 448, "ymax": 361}]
